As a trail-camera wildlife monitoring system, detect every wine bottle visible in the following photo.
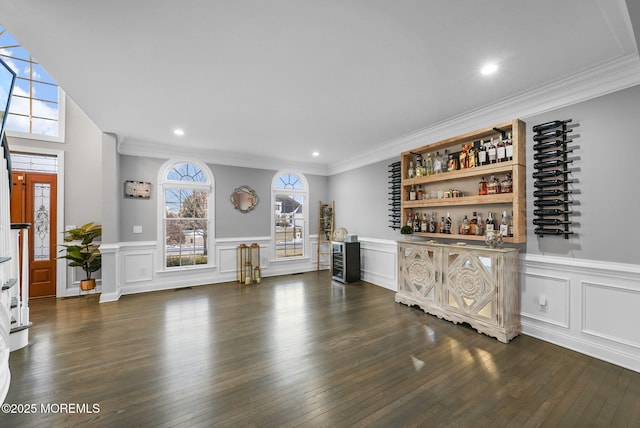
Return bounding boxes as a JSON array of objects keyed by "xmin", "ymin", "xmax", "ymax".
[
  {"xmin": 533, "ymin": 129, "xmax": 564, "ymax": 141},
  {"xmin": 534, "ymin": 228, "xmax": 573, "ymax": 235},
  {"xmin": 533, "ymin": 149, "xmax": 571, "ymax": 160},
  {"xmin": 533, "ymin": 189, "xmax": 573, "ymax": 197},
  {"xmin": 534, "ymin": 199, "xmax": 574, "ymax": 206},
  {"xmin": 533, "ymin": 159, "xmax": 573, "ymax": 169},
  {"xmin": 444, "ymin": 212, "xmax": 452, "ymax": 234},
  {"xmin": 496, "ymin": 136, "xmax": 506, "ymax": 162},
  {"xmin": 534, "ymin": 209, "xmax": 573, "ymax": 216},
  {"xmin": 532, "ymin": 120, "xmax": 567, "ymax": 133},
  {"xmin": 532, "ymin": 169, "xmax": 567, "ymax": 179},
  {"xmin": 534, "ymin": 179, "xmax": 573, "ymax": 188},
  {"xmin": 533, "ymin": 219, "xmax": 572, "ymax": 225},
  {"xmin": 533, "ymin": 139, "xmax": 568, "ymax": 151},
  {"xmin": 409, "ymin": 185, "xmax": 416, "ymax": 201}
]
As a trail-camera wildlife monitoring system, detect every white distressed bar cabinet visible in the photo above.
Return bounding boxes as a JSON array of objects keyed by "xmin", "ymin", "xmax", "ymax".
[{"xmin": 395, "ymin": 241, "xmax": 520, "ymax": 343}]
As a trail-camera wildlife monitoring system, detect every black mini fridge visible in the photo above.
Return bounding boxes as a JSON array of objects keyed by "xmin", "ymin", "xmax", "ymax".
[{"xmin": 331, "ymin": 241, "xmax": 360, "ymax": 283}]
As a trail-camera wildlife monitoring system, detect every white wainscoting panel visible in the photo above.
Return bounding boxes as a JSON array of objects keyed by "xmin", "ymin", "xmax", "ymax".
[
  {"xmin": 124, "ymin": 252, "xmax": 153, "ymax": 283},
  {"xmin": 582, "ymin": 281, "xmax": 640, "ymax": 349},
  {"xmin": 358, "ymin": 238, "xmax": 397, "ymax": 291},
  {"xmin": 520, "ymin": 272, "xmax": 570, "ymax": 328},
  {"xmin": 521, "ymin": 254, "xmax": 640, "ymax": 373}
]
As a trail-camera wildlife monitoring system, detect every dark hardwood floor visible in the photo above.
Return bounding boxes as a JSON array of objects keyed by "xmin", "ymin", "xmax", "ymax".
[{"xmin": 2, "ymin": 271, "xmax": 639, "ymax": 427}]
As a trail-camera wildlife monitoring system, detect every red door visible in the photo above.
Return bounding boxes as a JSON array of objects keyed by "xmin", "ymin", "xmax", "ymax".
[{"xmin": 11, "ymin": 171, "xmax": 58, "ymax": 298}]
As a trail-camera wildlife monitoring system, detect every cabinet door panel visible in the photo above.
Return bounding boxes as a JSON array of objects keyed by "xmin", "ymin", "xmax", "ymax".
[
  {"xmin": 442, "ymin": 248, "xmax": 498, "ymax": 324},
  {"xmin": 399, "ymin": 245, "xmax": 440, "ymax": 303}
]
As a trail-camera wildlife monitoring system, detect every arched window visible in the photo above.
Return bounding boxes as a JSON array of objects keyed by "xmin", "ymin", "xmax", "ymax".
[
  {"xmin": 159, "ymin": 160, "xmax": 214, "ymax": 269},
  {"xmin": 272, "ymin": 171, "xmax": 308, "ymax": 259}
]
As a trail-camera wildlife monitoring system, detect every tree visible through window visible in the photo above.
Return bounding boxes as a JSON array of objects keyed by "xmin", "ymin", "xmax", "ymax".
[
  {"xmin": 273, "ymin": 172, "xmax": 307, "ymax": 258},
  {"xmin": 0, "ymin": 25, "xmax": 61, "ymax": 137},
  {"xmin": 163, "ymin": 162, "xmax": 211, "ymax": 268}
]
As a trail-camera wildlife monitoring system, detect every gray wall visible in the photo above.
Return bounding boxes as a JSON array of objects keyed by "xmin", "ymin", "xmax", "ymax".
[
  {"xmin": 523, "ymin": 84, "xmax": 640, "ymax": 264},
  {"xmin": 119, "ymin": 155, "xmax": 328, "ymax": 241},
  {"xmin": 328, "ymin": 157, "xmax": 401, "ymax": 241},
  {"xmin": 329, "ymin": 84, "xmax": 640, "ymax": 265}
]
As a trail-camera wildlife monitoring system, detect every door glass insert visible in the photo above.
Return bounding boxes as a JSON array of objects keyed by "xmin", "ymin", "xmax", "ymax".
[{"xmin": 33, "ymin": 182, "xmax": 51, "ymax": 260}]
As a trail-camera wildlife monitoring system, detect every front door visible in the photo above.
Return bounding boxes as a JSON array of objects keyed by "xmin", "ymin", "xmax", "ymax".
[{"xmin": 10, "ymin": 171, "xmax": 58, "ymax": 298}]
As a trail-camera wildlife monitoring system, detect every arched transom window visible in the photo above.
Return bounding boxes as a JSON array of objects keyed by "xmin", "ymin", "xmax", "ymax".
[{"xmin": 160, "ymin": 161, "xmax": 213, "ymax": 269}]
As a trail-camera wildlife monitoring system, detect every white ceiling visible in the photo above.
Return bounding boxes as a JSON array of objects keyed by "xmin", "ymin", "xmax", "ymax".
[{"xmin": 1, "ymin": 0, "xmax": 639, "ymax": 175}]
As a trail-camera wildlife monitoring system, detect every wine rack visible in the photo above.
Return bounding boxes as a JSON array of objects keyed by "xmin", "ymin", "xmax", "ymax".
[
  {"xmin": 531, "ymin": 119, "xmax": 575, "ymax": 238},
  {"xmin": 388, "ymin": 161, "xmax": 401, "ymax": 230}
]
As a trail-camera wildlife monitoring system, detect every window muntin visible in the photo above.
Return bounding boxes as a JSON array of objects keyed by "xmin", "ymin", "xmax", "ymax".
[
  {"xmin": 0, "ymin": 25, "xmax": 61, "ymax": 137},
  {"xmin": 161, "ymin": 161, "xmax": 212, "ymax": 269},
  {"xmin": 273, "ymin": 172, "xmax": 307, "ymax": 259}
]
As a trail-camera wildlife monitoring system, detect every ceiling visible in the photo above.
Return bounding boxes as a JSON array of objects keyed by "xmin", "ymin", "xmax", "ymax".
[{"xmin": 1, "ymin": 1, "xmax": 639, "ymax": 175}]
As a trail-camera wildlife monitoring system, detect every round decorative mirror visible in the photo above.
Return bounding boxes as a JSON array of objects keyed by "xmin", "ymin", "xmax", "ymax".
[{"xmin": 230, "ymin": 185, "xmax": 259, "ymax": 213}]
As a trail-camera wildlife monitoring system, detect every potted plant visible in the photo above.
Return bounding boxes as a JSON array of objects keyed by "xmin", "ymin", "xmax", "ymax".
[
  {"xmin": 59, "ymin": 222, "xmax": 102, "ymax": 291},
  {"xmin": 400, "ymin": 225, "xmax": 414, "ymax": 240}
]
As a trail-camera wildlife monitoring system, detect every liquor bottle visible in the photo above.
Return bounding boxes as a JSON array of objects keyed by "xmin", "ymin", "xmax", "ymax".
[
  {"xmin": 414, "ymin": 213, "xmax": 421, "ymax": 233},
  {"xmin": 478, "ymin": 177, "xmax": 488, "ymax": 195},
  {"xmin": 504, "ymin": 132, "xmax": 513, "ymax": 161},
  {"xmin": 409, "ymin": 185, "xmax": 416, "ymax": 201},
  {"xmin": 508, "ymin": 211, "xmax": 514, "ymax": 237},
  {"xmin": 500, "ymin": 173, "xmax": 513, "ymax": 193},
  {"xmin": 460, "ymin": 215, "xmax": 470, "ymax": 235},
  {"xmin": 447, "ymin": 153, "xmax": 457, "ymax": 172},
  {"xmin": 439, "ymin": 217, "xmax": 445, "ymax": 233},
  {"xmin": 429, "ymin": 212, "xmax": 438, "ymax": 233},
  {"xmin": 477, "ymin": 139, "xmax": 487, "ymax": 165},
  {"xmin": 421, "ymin": 213, "xmax": 428, "ymax": 232},
  {"xmin": 469, "ymin": 211, "xmax": 478, "ymax": 235},
  {"xmin": 485, "ymin": 211, "xmax": 495, "ymax": 233},
  {"xmin": 499, "ymin": 211, "xmax": 509, "ymax": 237},
  {"xmin": 487, "ymin": 137, "xmax": 497, "ymax": 164},
  {"xmin": 475, "ymin": 213, "xmax": 484, "ymax": 236},
  {"xmin": 532, "ymin": 120, "xmax": 568, "ymax": 133},
  {"xmin": 425, "ymin": 153, "xmax": 434, "ymax": 176},
  {"xmin": 458, "ymin": 144, "xmax": 468, "ymax": 169},
  {"xmin": 442, "ymin": 150, "xmax": 450, "ymax": 173},
  {"xmin": 468, "ymin": 143, "xmax": 477, "ymax": 168},
  {"xmin": 496, "ymin": 136, "xmax": 506, "ymax": 162},
  {"xmin": 407, "ymin": 161, "xmax": 415, "ymax": 179},
  {"xmin": 487, "ymin": 175, "xmax": 500, "ymax": 195},
  {"xmin": 533, "ymin": 129, "xmax": 563, "ymax": 141},
  {"xmin": 416, "ymin": 185, "xmax": 424, "ymax": 200},
  {"xmin": 444, "ymin": 212, "xmax": 452, "ymax": 234},
  {"xmin": 415, "ymin": 154, "xmax": 423, "ymax": 177},
  {"xmin": 434, "ymin": 151, "xmax": 442, "ymax": 174}
]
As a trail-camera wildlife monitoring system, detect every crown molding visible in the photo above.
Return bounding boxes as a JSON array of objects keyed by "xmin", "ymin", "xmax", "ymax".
[
  {"xmin": 327, "ymin": 53, "xmax": 640, "ymax": 175},
  {"xmin": 117, "ymin": 138, "xmax": 330, "ymax": 176}
]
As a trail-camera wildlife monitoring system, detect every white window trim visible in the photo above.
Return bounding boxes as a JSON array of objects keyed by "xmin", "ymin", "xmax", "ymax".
[
  {"xmin": 6, "ymin": 87, "xmax": 66, "ymax": 144},
  {"xmin": 157, "ymin": 159, "xmax": 215, "ymax": 271},
  {"xmin": 270, "ymin": 170, "xmax": 309, "ymax": 262}
]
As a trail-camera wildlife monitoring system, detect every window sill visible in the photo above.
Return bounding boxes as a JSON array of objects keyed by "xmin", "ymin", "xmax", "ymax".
[{"xmin": 157, "ymin": 264, "xmax": 216, "ymax": 274}]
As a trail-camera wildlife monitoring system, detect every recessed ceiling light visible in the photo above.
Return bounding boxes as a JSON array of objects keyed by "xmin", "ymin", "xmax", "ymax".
[
  {"xmin": 173, "ymin": 128, "xmax": 185, "ymax": 136},
  {"xmin": 481, "ymin": 63, "xmax": 498, "ymax": 75},
  {"xmin": 312, "ymin": 151, "xmax": 320, "ymax": 157}
]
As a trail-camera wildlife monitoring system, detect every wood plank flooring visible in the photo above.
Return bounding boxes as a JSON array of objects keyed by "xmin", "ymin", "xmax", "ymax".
[{"xmin": 1, "ymin": 271, "xmax": 639, "ymax": 427}]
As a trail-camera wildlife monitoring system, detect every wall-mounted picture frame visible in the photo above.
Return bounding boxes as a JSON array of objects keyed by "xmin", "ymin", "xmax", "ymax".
[{"xmin": 124, "ymin": 180, "xmax": 151, "ymax": 199}]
